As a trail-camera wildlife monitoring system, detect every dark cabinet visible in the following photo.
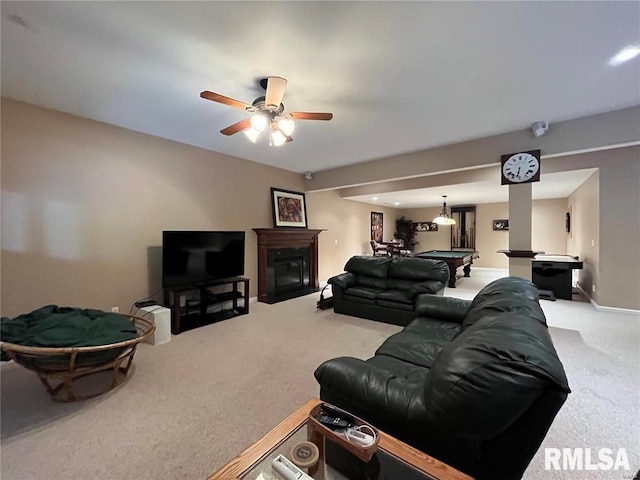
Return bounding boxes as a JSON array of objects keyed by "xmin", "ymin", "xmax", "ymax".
[{"xmin": 451, "ymin": 206, "xmax": 476, "ymax": 250}]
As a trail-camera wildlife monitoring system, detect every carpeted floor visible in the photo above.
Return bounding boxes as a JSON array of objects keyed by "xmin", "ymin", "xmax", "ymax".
[{"xmin": 1, "ymin": 268, "xmax": 638, "ymax": 479}]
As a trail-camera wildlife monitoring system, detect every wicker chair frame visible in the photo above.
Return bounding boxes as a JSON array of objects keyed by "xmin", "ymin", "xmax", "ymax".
[{"xmin": 1, "ymin": 314, "xmax": 155, "ymax": 402}]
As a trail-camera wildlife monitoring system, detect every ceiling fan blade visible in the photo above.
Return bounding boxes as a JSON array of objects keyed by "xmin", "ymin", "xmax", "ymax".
[
  {"xmin": 290, "ymin": 112, "xmax": 333, "ymax": 121},
  {"xmin": 200, "ymin": 91, "xmax": 250, "ymax": 111},
  {"xmin": 265, "ymin": 76, "xmax": 287, "ymax": 110},
  {"xmin": 220, "ymin": 118, "xmax": 251, "ymax": 136}
]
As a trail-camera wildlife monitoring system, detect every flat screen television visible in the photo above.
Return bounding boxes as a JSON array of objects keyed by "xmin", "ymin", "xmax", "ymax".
[{"xmin": 162, "ymin": 231, "xmax": 245, "ymax": 288}]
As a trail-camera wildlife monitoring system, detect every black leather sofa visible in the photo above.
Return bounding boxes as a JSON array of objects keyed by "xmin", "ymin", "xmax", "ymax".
[
  {"xmin": 328, "ymin": 256, "xmax": 449, "ymax": 326},
  {"xmin": 315, "ymin": 277, "xmax": 570, "ymax": 480}
]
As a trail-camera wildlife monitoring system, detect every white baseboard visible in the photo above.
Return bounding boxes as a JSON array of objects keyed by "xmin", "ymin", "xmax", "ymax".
[{"xmin": 577, "ymin": 284, "xmax": 640, "ymax": 315}]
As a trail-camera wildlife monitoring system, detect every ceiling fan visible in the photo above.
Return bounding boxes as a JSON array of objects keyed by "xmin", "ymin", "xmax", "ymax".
[{"xmin": 200, "ymin": 76, "xmax": 333, "ymax": 146}]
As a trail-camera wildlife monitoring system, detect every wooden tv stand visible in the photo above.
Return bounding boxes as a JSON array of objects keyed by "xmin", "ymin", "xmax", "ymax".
[{"xmin": 163, "ymin": 277, "xmax": 249, "ymax": 334}]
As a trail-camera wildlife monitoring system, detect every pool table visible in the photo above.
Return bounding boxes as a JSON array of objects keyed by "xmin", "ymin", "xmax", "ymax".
[{"xmin": 413, "ymin": 250, "xmax": 479, "ymax": 288}]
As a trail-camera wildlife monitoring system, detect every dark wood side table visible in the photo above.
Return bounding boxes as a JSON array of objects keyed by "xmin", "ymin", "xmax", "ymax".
[{"xmin": 208, "ymin": 397, "xmax": 473, "ymax": 480}]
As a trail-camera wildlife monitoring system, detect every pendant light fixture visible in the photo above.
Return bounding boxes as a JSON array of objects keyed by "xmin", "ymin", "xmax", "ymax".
[{"xmin": 433, "ymin": 195, "xmax": 456, "ymax": 225}]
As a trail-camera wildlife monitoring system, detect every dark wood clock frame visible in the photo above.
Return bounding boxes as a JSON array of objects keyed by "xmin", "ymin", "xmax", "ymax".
[{"xmin": 500, "ymin": 149, "xmax": 541, "ymax": 185}]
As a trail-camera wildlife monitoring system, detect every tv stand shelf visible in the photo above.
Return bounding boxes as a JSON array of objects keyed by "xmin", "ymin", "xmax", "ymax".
[{"xmin": 164, "ymin": 277, "xmax": 250, "ymax": 334}]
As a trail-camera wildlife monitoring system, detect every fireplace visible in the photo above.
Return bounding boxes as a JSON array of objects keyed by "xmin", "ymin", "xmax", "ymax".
[
  {"xmin": 267, "ymin": 247, "xmax": 312, "ymax": 303},
  {"xmin": 253, "ymin": 228, "xmax": 324, "ymax": 304}
]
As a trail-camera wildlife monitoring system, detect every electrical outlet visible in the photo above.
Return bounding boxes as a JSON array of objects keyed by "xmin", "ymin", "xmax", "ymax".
[
  {"xmin": 111, "ymin": 306, "xmax": 119, "ymax": 313},
  {"xmin": 592, "ymin": 285, "xmax": 596, "ymax": 293},
  {"xmin": 591, "ymin": 239, "xmax": 595, "ymax": 247}
]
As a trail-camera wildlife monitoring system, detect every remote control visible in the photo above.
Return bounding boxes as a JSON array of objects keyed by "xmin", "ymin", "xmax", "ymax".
[
  {"xmin": 317, "ymin": 414, "xmax": 351, "ymax": 429},
  {"xmin": 320, "ymin": 404, "xmax": 355, "ymax": 424},
  {"xmin": 272, "ymin": 454, "xmax": 314, "ymax": 480}
]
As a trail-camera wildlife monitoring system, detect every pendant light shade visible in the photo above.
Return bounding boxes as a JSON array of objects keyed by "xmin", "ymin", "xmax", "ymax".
[{"xmin": 433, "ymin": 195, "xmax": 456, "ymax": 225}]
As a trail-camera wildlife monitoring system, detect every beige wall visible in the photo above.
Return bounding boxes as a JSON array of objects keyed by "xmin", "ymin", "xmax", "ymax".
[
  {"xmin": 597, "ymin": 152, "xmax": 640, "ymax": 310},
  {"xmin": 308, "ymin": 106, "xmax": 640, "ymax": 191},
  {"xmin": 2, "ymin": 98, "xmax": 638, "ymax": 313},
  {"xmin": 0, "ymin": 99, "xmax": 403, "ymax": 317},
  {"xmin": 399, "ymin": 199, "xmax": 568, "ymax": 268},
  {"xmin": 568, "ymin": 171, "xmax": 599, "ymax": 301},
  {"xmin": 1, "ymin": 98, "xmax": 305, "ymax": 317},
  {"xmin": 306, "ymin": 192, "xmax": 397, "ymax": 281}
]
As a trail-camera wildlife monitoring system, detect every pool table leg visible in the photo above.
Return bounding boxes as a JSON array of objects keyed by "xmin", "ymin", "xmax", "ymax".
[
  {"xmin": 447, "ymin": 265, "xmax": 457, "ymax": 288},
  {"xmin": 463, "ymin": 263, "xmax": 472, "ymax": 277}
]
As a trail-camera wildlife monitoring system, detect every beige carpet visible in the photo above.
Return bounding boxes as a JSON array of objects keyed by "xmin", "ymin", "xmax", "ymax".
[{"xmin": 1, "ymin": 269, "xmax": 638, "ymax": 479}]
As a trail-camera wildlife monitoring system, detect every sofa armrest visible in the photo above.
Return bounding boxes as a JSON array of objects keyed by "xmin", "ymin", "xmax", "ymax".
[
  {"xmin": 314, "ymin": 357, "xmax": 427, "ymax": 423},
  {"xmin": 328, "ymin": 272, "xmax": 357, "ymax": 290},
  {"xmin": 414, "ymin": 294, "xmax": 471, "ymax": 323}
]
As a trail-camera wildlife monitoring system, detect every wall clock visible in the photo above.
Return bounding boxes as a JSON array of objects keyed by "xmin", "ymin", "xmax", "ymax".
[{"xmin": 501, "ymin": 149, "xmax": 541, "ymax": 185}]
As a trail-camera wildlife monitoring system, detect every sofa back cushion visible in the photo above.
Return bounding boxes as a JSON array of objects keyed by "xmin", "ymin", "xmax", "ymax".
[
  {"xmin": 387, "ymin": 258, "xmax": 449, "ymax": 291},
  {"xmin": 462, "ymin": 276, "xmax": 546, "ymax": 331},
  {"xmin": 388, "ymin": 257, "xmax": 449, "ymax": 281},
  {"xmin": 422, "ymin": 312, "xmax": 570, "ymax": 440},
  {"xmin": 344, "ymin": 256, "xmax": 392, "ymax": 277},
  {"xmin": 344, "ymin": 256, "xmax": 391, "ymax": 289}
]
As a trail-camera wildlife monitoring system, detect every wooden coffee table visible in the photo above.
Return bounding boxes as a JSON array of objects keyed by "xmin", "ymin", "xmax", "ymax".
[{"xmin": 208, "ymin": 398, "xmax": 473, "ymax": 480}]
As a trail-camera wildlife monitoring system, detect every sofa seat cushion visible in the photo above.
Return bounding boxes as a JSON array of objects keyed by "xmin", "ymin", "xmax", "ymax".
[
  {"xmin": 376, "ymin": 299, "xmax": 414, "ymax": 311},
  {"xmin": 343, "ymin": 294, "xmax": 376, "ymax": 305},
  {"xmin": 368, "ymin": 355, "xmax": 429, "ymax": 385},
  {"xmin": 404, "ymin": 317, "xmax": 461, "ymax": 341},
  {"xmin": 343, "ymin": 286, "xmax": 384, "ymax": 300},
  {"xmin": 375, "ymin": 331, "xmax": 448, "ymax": 368},
  {"xmin": 377, "ymin": 289, "xmax": 413, "ymax": 305}
]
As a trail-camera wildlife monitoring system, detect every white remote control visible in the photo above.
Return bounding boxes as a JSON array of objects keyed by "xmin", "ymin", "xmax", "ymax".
[{"xmin": 271, "ymin": 454, "xmax": 314, "ymax": 480}]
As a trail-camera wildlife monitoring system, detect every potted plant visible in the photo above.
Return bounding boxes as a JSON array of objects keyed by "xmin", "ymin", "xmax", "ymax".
[{"xmin": 394, "ymin": 216, "xmax": 419, "ymax": 252}]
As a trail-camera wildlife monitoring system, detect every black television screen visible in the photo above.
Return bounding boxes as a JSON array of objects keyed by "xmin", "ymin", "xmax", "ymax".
[{"xmin": 162, "ymin": 231, "xmax": 245, "ymax": 288}]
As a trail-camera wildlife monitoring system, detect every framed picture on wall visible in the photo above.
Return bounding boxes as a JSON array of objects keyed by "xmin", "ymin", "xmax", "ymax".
[
  {"xmin": 371, "ymin": 212, "xmax": 383, "ymax": 242},
  {"xmin": 493, "ymin": 219, "xmax": 509, "ymax": 231},
  {"xmin": 271, "ymin": 188, "xmax": 307, "ymax": 228},
  {"xmin": 414, "ymin": 222, "xmax": 438, "ymax": 232}
]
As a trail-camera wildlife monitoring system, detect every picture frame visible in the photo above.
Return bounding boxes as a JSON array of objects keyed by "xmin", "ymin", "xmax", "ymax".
[
  {"xmin": 414, "ymin": 222, "xmax": 438, "ymax": 232},
  {"xmin": 371, "ymin": 212, "xmax": 383, "ymax": 242},
  {"xmin": 493, "ymin": 219, "xmax": 509, "ymax": 231},
  {"xmin": 271, "ymin": 188, "xmax": 308, "ymax": 228}
]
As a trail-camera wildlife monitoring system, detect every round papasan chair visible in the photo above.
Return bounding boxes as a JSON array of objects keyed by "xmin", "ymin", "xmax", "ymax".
[{"xmin": 1, "ymin": 305, "xmax": 154, "ymax": 402}]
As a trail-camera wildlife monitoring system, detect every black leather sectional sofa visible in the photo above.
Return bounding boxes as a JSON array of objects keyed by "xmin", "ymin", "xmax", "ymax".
[
  {"xmin": 328, "ymin": 256, "xmax": 449, "ymax": 326},
  {"xmin": 315, "ymin": 276, "xmax": 570, "ymax": 480}
]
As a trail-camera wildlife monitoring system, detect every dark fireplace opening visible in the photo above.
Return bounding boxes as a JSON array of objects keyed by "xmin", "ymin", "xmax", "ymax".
[{"xmin": 266, "ymin": 247, "xmax": 313, "ymax": 303}]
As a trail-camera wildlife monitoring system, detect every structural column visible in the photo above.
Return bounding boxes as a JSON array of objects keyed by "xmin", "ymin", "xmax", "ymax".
[{"xmin": 508, "ymin": 183, "xmax": 533, "ymax": 280}]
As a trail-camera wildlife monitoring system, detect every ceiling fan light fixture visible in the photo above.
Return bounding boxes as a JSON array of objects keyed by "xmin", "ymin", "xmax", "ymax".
[
  {"xmin": 243, "ymin": 127, "xmax": 261, "ymax": 143},
  {"xmin": 277, "ymin": 116, "xmax": 296, "ymax": 136},
  {"xmin": 433, "ymin": 195, "xmax": 457, "ymax": 225},
  {"xmin": 270, "ymin": 128, "xmax": 287, "ymax": 147},
  {"xmin": 200, "ymin": 76, "xmax": 333, "ymax": 146},
  {"xmin": 250, "ymin": 113, "xmax": 268, "ymax": 132}
]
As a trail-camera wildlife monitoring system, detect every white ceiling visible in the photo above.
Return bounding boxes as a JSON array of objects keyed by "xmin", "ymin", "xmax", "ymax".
[
  {"xmin": 345, "ymin": 169, "xmax": 598, "ymax": 209},
  {"xmin": 2, "ymin": 2, "xmax": 639, "ymax": 177}
]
